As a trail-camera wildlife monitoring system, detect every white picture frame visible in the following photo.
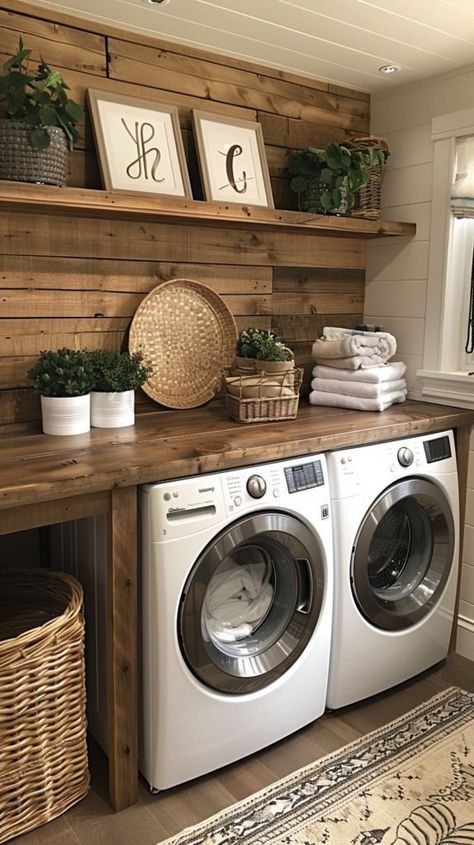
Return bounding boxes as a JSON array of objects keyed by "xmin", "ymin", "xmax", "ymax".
[
  {"xmin": 192, "ymin": 110, "xmax": 274, "ymax": 208},
  {"xmin": 87, "ymin": 89, "xmax": 192, "ymax": 198}
]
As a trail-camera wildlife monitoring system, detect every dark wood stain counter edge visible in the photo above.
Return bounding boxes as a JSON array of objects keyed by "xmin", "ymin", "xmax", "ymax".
[{"xmin": 0, "ymin": 399, "xmax": 472, "ymax": 512}]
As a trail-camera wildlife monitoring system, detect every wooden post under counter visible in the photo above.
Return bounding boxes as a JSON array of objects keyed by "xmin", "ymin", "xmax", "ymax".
[{"xmin": 0, "ymin": 399, "xmax": 472, "ymax": 810}]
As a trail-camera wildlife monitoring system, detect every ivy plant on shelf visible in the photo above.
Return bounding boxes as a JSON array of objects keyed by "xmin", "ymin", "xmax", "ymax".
[
  {"xmin": 289, "ymin": 142, "xmax": 383, "ymax": 216},
  {"xmin": 0, "ymin": 38, "xmax": 83, "ymax": 186}
]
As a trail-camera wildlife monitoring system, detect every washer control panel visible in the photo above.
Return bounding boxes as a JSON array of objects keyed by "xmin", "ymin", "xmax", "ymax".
[{"xmin": 284, "ymin": 460, "xmax": 324, "ymax": 493}]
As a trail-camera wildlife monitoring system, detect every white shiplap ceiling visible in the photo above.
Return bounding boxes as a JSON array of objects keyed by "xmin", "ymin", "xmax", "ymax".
[{"xmin": 28, "ymin": 0, "xmax": 474, "ymax": 94}]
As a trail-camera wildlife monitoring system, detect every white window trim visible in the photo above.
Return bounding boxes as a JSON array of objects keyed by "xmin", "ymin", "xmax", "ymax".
[{"xmin": 418, "ymin": 106, "xmax": 474, "ymax": 408}]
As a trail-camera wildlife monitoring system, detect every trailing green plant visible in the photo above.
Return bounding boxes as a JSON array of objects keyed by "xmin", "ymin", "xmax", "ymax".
[
  {"xmin": 0, "ymin": 38, "xmax": 83, "ymax": 149},
  {"xmin": 28, "ymin": 348, "xmax": 94, "ymax": 397},
  {"xmin": 289, "ymin": 142, "xmax": 382, "ymax": 214},
  {"xmin": 89, "ymin": 349, "xmax": 153, "ymax": 393},
  {"xmin": 236, "ymin": 327, "xmax": 278, "ymax": 359}
]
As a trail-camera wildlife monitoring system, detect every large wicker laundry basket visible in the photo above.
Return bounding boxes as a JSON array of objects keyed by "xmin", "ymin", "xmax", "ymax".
[{"xmin": 0, "ymin": 569, "xmax": 89, "ymax": 843}]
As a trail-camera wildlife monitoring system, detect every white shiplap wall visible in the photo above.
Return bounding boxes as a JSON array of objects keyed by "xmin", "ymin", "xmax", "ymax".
[{"xmin": 366, "ymin": 64, "xmax": 474, "ymax": 659}]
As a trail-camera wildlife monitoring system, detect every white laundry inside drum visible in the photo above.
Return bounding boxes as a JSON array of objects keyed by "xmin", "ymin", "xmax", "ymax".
[{"xmin": 203, "ymin": 547, "xmax": 274, "ymax": 644}]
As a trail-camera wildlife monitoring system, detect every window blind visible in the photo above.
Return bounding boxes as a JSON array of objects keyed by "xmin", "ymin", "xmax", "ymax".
[{"xmin": 451, "ymin": 135, "xmax": 474, "ymax": 217}]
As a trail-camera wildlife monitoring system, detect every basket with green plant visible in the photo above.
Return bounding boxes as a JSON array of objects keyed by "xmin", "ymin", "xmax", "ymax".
[
  {"xmin": 289, "ymin": 142, "xmax": 375, "ymax": 215},
  {"xmin": 0, "ymin": 38, "xmax": 83, "ymax": 185}
]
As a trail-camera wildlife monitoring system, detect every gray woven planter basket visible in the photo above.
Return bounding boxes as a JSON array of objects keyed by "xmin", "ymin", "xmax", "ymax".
[{"xmin": 0, "ymin": 119, "xmax": 68, "ymax": 186}]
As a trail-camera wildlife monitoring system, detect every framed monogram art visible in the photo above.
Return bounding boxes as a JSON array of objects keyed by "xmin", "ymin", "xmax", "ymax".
[
  {"xmin": 192, "ymin": 110, "xmax": 274, "ymax": 208},
  {"xmin": 87, "ymin": 90, "xmax": 192, "ymax": 197}
]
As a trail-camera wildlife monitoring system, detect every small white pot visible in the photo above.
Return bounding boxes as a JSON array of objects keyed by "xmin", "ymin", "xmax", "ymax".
[
  {"xmin": 91, "ymin": 390, "xmax": 135, "ymax": 428},
  {"xmin": 41, "ymin": 394, "xmax": 90, "ymax": 436}
]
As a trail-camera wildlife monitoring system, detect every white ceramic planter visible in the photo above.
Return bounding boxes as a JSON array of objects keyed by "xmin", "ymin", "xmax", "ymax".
[
  {"xmin": 91, "ymin": 390, "xmax": 135, "ymax": 428},
  {"xmin": 41, "ymin": 394, "xmax": 90, "ymax": 436}
]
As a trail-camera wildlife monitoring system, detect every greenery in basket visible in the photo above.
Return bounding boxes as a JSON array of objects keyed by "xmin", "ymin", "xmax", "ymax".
[
  {"xmin": 28, "ymin": 348, "xmax": 94, "ymax": 397},
  {"xmin": 289, "ymin": 142, "xmax": 384, "ymax": 214},
  {"xmin": 254, "ymin": 333, "xmax": 293, "ymax": 362},
  {"xmin": 236, "ymin": 327, "xmax": 278, "ymax": 359},
  {"xmin": 236, "ymin": 328, "xmax": 293, "ymax": 362},
  {"xmin": 0, "ymin": 38, "xmax": 83, "ymax": 149},
  {"xmin": 89, "ymin": 349, "xmax": 153, "ymax": 393}
]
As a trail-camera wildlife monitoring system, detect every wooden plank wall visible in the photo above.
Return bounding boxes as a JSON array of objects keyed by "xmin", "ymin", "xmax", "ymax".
[{"xmin": 0, "ymin": 1, "xmax": 368, "ymax": 425}]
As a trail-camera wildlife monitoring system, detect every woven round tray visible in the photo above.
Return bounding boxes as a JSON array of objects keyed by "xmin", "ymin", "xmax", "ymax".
[{"xmin": 129, "ymin": 279, "xmax": 238, "ymax": 408}]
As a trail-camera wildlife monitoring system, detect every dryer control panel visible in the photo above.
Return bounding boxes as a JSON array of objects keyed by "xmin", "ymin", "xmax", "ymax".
[{"xmin": 328, "ymin": 429, "xmax": 457, "ymax": 500}]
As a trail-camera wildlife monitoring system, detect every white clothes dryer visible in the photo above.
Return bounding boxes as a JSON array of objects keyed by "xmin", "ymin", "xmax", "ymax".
[
  {"xmin": 326, "ymin": 430, "xmax": 459, "ymax": 710},
  {"xmin": 140, "ymin": 454, "xmax": 333, "ymax": 792}
]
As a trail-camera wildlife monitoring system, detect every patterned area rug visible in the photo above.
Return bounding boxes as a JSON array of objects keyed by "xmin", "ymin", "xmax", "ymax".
[{"xmin": 159, "ymin": 687, "xmax": 474, "ymax": 845}]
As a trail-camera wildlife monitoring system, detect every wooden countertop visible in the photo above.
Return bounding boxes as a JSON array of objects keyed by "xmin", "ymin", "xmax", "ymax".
[{"xmin": 1, "ymin": 399, "xmax": 473, "ymax": 510}]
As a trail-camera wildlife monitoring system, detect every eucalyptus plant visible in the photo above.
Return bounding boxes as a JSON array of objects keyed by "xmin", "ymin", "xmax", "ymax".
[
  {"xmin": 28, "ymin": 348, "xmax": 94, "ymax": 397},
  {"xmin": 0, "ymin": 38, "xmax": 83, "ymax": 149},
  {"xmin": 289, "ymin": 143, "xmax": 383, "ymax": 215}
]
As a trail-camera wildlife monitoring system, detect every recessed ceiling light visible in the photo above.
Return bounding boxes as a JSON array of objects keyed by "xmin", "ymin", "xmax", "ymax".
[
  {"xmin": 146, "ymin": 0, "xmax": 171, "ymax": 5},
  {"xmin": 378, "ymin": 64, "xmax": 401, "ymax": 74}
]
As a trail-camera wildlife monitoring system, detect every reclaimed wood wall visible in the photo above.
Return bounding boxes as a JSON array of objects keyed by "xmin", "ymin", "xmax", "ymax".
[{"xmin": 0, "ymin": 0, "xmax": 369, "ymax": 425}]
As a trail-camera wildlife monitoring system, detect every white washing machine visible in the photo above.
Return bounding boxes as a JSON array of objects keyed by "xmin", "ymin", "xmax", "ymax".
[
  {"xmin": 140, "ymin": 454, "xmax": 333, "ymax": 791},
  {"xmin": 327, "ymin": 430, "xmax": 459, "ymax": 709}
]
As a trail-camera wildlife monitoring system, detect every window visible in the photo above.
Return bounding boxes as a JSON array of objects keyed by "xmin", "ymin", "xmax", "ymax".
[{"xmin": 418, "ymin": 108, "xmax": 474, "ymax": 409}]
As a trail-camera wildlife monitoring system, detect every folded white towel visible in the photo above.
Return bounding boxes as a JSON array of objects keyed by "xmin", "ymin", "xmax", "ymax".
[
  {"xmin": 312, "ymin": 352, "xmax": 387, "ymax": 369},
  {"xmin": 312, "ymin": 362, "xmax": 407, "ymax": 383},
  {"xmin": 323, "ymin": 326, "xmax": 397, "ymax": 359},
  {"xmin": 311, "ymin": 377, "xmax": 407, "ymax": 399},
  {"xmin": 312, "ymin": 337, "xmax": 388, "ymax": 361},
  {"xmin": 309, "ymin": 388, "xmax": 407, "ymax": 412}
]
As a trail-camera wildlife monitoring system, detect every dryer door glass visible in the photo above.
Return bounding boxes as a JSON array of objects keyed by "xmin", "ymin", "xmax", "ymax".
[
  {"xmin": 178, "ymin": 512, "xmax": 325, "ymax": 694},
  {"xmin": 351, "ymin": 478, "xmax": 454, "ymax": 631}
]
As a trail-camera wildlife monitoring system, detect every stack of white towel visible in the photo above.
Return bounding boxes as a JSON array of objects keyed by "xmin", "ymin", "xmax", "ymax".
[{"xmin": 309, "ymin": 327, "xmax": 407, "ymax": 412}]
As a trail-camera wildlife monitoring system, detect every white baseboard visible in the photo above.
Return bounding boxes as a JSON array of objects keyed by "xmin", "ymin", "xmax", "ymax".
[{"xmin": 456, "ymin": 614, "xmax": 474, "ymax": 661}]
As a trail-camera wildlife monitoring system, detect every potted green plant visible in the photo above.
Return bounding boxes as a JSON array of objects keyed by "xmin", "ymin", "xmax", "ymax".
[
  {"xmin": 0, "ymin": 38, "xmax": 83, "ymax": 186},
  {"xmin": 28, "ymin": 348, "xmax": 94, "ymax": 435},
  {"xmin": 289, "ymin": 142, "xmax": 372, "ymax": 215},
  {"xmin": 89, "ymin": 349, "xmax": 152, "ymax": 428},
  {"xmin": 235, "ymin": 327, "xmax": 278, "ymax": 373},
  {"xmin": 253, "ymin": 332, "xmax": 294, "ymax": 376}
]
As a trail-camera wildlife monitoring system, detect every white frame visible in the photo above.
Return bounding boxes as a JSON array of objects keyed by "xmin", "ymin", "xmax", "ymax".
[
  {"xmin": 418, "ymin": 106, "xmax": 474, "ymax": 408},
  {"xmin": 87, "ymin": 89, "xmax": 192, "ymax": 198},
  {"xmin": 192, "ymin": 110, "xmax": 274, "ymax": 208}
]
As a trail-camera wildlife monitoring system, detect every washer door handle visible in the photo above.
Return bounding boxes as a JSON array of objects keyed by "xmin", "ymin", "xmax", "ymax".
[{"xmin": 296, "ymin": 558, "xmax": 314, "ymax": 614}]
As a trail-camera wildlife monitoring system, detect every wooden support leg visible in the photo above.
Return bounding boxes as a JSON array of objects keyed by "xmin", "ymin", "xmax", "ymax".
[
  {"xmin": 451, "ymin": 424, "xmax": 471, "ymax": 652},
  {"xmin": 106, "ymin": 485, "xmax": 138, "ymax": 811}
]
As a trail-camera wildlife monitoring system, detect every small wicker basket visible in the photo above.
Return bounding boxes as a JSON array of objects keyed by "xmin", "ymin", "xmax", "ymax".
[
  {"xmin": 0, "ymin": 569, "xmax": 89, "ymax": 843},
  {"xmin": 350, "ymin": 135, "xmax": 390, "ymax": 219},
  {"xmin": 225, "ymin": 368, "xmax": 303, "ymax": 423},
  {"xmin": 0, "ymin": 119, "xmax": 68, "ymax": 187}
]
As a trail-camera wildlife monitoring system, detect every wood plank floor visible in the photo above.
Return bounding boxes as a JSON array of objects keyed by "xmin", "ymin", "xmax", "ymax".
[{"xmin": 12, "ymin": 654, "xmax": 474, "ymax": 845}]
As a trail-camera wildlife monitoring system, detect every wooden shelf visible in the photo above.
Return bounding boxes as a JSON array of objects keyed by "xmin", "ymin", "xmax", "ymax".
[{"xmin": 0, "ymin": 182, "xmax": 416, "ymax": 238}]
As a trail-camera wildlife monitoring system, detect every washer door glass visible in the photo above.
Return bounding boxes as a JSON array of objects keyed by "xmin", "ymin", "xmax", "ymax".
[
  {"xmin": 178, "ymin": 512, "xmax": 325, "ymax": 694},
  {"xmin": 351, "ymin": 478, "xmax": 454, "ymax": 631}
]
